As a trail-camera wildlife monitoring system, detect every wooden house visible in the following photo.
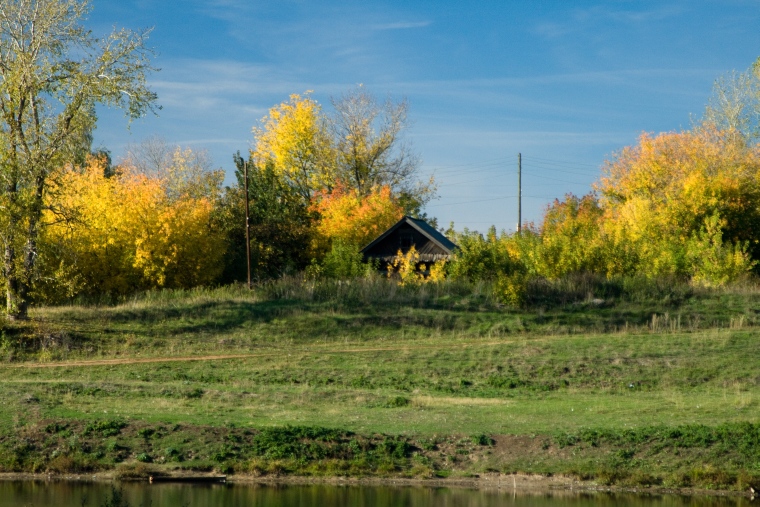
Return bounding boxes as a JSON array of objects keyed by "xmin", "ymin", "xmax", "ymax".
[{"xmin": 360, "ymin": 216, "xmax": 458, "ymax": 269}]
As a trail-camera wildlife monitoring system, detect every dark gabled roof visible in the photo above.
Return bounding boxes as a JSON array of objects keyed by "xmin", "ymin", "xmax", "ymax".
[{"xmin": 360, "ymin": 215, "xmax": 458, "ymax": 255}]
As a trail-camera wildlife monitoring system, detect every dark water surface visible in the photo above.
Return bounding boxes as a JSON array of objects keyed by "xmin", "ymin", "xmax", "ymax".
[{"xmin": 0, "ymin": 481, "xmax": 751, "ymax": 507}]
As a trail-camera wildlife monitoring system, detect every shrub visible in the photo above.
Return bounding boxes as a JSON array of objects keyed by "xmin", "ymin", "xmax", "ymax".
[
  {"xmin": 493, "ymin": 272, "xmax": 529, "ymax": 307},
  {"xmin": 318, "ymin": 240, "xmax": 374, "ymax": 279},
  {"xmin": 448, "ymin": 227, "xmax": 520, "ymax": 281},
  {"xmin": 687, "ymin": 213, "xmax": 756, "ymax": 287},
  {"xmin": 385, "ymin": 396, "xmax": 410, "ymax": 408},
  {"xmin": 388, "ymin": 246, "xmax": 424, "ymax": 286}
]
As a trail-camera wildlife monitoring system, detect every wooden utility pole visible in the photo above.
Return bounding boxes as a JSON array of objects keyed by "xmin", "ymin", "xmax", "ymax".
[
  {"xmin": 244, "ymin": 160, "xmax": 252, "ymax": 289},
  {"xmin": 517, "ymin": 152, "xmax": 522, "ymax": 234}
]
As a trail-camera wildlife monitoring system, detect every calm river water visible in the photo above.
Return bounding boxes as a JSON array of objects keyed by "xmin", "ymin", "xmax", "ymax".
[{"xmin": 0, "ymin": 481, "xmax": 751, "ymax": 507}]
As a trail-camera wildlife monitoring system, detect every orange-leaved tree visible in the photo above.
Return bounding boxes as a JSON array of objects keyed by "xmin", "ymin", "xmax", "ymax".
[
  {"xmin": 310, "ymin": 183, "xmax": 404, "ymax": 250},
  {"xmin": 307, "ymin": 183, "xmax": 403, "ymax": 278}
]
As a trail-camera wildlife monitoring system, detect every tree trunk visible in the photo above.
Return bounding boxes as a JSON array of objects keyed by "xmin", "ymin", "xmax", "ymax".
[
  {"xmin": 3, "ymin": 174, "xmax": 28, "ymax": 320},
  {"xmin": 2, "ymin": 176, "xmax": 43, "ymax": 322},
  {"xmin": 5, "ymin": 238, "xmax": 27, "ymax": 321}
]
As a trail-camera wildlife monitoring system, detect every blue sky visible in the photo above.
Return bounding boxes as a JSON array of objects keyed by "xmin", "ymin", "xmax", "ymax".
[{"xmin": 89, "ymin": 1, "xmax": 760, "ymax": 233}]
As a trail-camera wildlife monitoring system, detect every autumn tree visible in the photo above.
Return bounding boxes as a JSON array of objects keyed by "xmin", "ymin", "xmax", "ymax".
[
  {"xmin": 123, "ymin": 134, "xmax": 174, "ymax": 176},
  {"xmin": 329, "ymin": 86, "xmax": 429, "ymax": 204},
  {"xmin": 37, "ymin": 153, "xmax": 225, "ymax": 299},
  {"xmin": 252, "ymin": 87, "xmax": 433, "ymax": 212},
  {"xmin": 246, "ymin": 88, "xmax": 434, "ymax": 279},
  {"xmin": 702, "ymin": 58, "xmax": 760, "ymax": 142},
  {"xmin": 599, "ymin": 128, "xmax": 760, "ymax": 251},
  {"xmin": 251, "ymin": 93, "xmax": 332, "ymax": 200},
  {"xmin": 310, "ymin": 183, "xmax": 403, "ymax": 250},
  {"xmin": 576, "ymin": 126, "xmax": 756, "ymax": 283},
  {"xmin": 123, "ymin": 135, "xmax": 223, "ymax": 201},
  {"xmin": 0, "ymin": 0, "xmax": 157, "ymax": 318},
  {"xmin": 473, "ymin": 125, "xmax": 758, "ymax": 286},
  {"xmin": 305, "ymin": 182, "xmax": 403, "ymax": 278}
]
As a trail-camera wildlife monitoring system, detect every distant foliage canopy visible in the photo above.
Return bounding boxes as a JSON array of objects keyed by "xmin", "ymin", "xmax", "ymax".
[{"xmin": 16, "ymin": 61, "xmax": 760, "ymax": 306}]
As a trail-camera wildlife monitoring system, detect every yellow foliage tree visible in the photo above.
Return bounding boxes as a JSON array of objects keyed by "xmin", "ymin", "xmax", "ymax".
[
  {"xmin": 596, "ymin": 126, "xmax": 760, "ymax": 278},
  {"xmin": 37, "ymin": 155, "xmax": 226, "ymax": 300},
  {"xmin": 251, "ymin": 89, "xmax": 433, "ymax": 214},
  {"xmin": 252, "ymin": 93, "xmax": 333, "ymax": 199},
  {"xmin": 525, "ymin": 194, "xmax": 608, "ymax": 279},
  {"xmin": 497, "ymin": 126, "xmax": 758, "ymax": 286}
]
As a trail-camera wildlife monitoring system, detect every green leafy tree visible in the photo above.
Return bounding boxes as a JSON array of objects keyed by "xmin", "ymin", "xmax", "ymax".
[
  {"xmin": 218, "ymin": 153, "xmax": 315, "ymax": 282},
  {"xmin": 448, "ymin": 226, "xmax": 521, "ymax": 281},
  {"xmin": 0, "ymin": 0, "xmax": 157, "ymax": 319}
]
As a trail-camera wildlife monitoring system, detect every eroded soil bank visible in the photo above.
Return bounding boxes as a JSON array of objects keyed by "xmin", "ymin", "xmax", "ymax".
[{"xmin": 1, "ymin": 419, "xmax": 759, "ymax": 494}]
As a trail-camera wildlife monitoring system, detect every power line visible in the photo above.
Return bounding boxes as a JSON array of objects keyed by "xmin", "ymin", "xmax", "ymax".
[
  {"xmin": 433, "ymin": 164, "xmax": 598, "ymax": 187},
  {"xmin": 524, "ymin": 174, "xmax": 591, "ymax": 186},
  {"xmin": 426, "ymin": 194, "xmax": 560, "ymax": 208},
  {"xmin": 435, "ymin": 174, "xmax": 502, "ymax": 187},
  {"xmin": 428, "ymin": 162, "xmax": 508, "ymax": 177},
  {"xmin": 523, "ymin": 155, "xmax": 600, "ymax": 169},
  {"xmin": 525, "ymin": 163, "xmax": 598, "ymax": 176},
  {"xmin": 425, "ymin": 158, "xmax": 511, "ymax": 175},
  {"xmin": 423, "ymin": 152, "xmax": 602, "ymax": 221},
  {"xmin": 436, "ymin": 169, "xmax": 595, "ymax": 188},
  {"xmin": 426, "ymin": 196, "xmax": 513, "ymax": 207},
  {"xmin": 439, "ymin": 181, "xmax": 588, "ymax": 189}
]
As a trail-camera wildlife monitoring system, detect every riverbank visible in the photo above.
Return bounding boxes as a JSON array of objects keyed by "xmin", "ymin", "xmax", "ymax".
[
  {"xmin": 1, "ymin": 281, "xmax": 759, "ymax": 492},
  {"xmin": 1, "ymin": 418, "xmax": 759, "ymax": 492}
]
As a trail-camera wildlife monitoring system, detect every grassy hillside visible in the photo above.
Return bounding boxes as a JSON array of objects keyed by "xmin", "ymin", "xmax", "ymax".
[{"xmin": 1, "ymin": 276, "xmax": 760, "ymax": 490}]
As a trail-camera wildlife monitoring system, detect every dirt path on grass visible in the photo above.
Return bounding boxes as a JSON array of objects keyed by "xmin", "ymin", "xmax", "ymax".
[
  {"xmin": 0, "ymin": 338, "xmax": 537, "ymax": 369},
  {"xmin": 3, "ymin": 353, "xmax": 267, "ymax": 369}
]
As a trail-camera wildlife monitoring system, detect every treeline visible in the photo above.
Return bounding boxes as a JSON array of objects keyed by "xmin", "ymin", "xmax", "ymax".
[
  {"xmin": 442, "ymin": 61, "xmax": 760, "ymax": 302},
  {"xmin": 20, "ymin": 68, "xmax": 760, "ymax": 307},
  {"xmin": 5, "ymin": 1, "xmax": 760, "ymax": 318},
  {"xmin": 29, "ymin": 89, "xmax": 428, "ymax": 303},
  {"xmin": 447, "ymin": 125, "xmax": 760, "ymax": 304}
]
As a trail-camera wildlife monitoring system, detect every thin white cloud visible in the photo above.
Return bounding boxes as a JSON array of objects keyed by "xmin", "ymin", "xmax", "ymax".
[
  {"xmin": 417, "ymin": 128, "xmax": 632, "ymax": 148},
  {"xmin": 592, "ymin": 4, "xmax": 684, "ymax": 23},
  {"xmin": 145, "ymin": 59, "xmax": 316, "ymax": 111},
  {"xmin": 533, "ymin": 22, "xmax": 573, "ymax": 39},
  {"xmin": 371, "ymin": 21, "xmax": 432, "ymax": 30},
  {"xmin": 175, "ymin": 138, "xmax": 246, "ymax": 146},
  {"xmin": 533, "ymin": 3, "xmax": 684, "ymax": 39},
  {"xmin": 380, "ymin": 68, "xmax": 719, "ymax": 111}
]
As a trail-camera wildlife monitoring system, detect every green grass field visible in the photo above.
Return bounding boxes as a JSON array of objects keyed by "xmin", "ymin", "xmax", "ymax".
[{"xmin": 1, "ymin": 277, "xmax": 760, "ymax": 490}]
